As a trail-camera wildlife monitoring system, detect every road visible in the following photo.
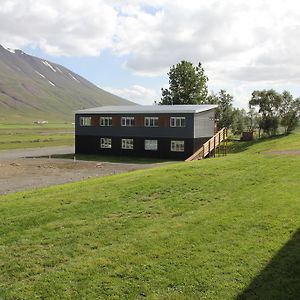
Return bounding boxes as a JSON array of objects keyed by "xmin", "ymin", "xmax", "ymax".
[{"xmin": 0, "ymin": 146, "xmax": 74, "ymax": 160}]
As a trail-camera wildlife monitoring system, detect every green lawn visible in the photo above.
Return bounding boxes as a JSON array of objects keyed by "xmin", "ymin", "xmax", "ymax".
[
  {"xmin": 0, "ymin": 132, "xmax": 299, "ymax": 299},
  {"xmin": 0, "ymin": 123, "xmax": 74, "ymax": 150}
]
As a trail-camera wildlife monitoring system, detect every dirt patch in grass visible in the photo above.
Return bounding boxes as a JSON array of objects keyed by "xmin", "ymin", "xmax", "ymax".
[{"xmin": 267, "ymin": 149, "xmax": 300, "ymax": 155}]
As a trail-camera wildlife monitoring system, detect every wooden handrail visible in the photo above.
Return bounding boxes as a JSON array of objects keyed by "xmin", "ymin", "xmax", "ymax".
[{"xmin": 185, "ymin": 128, "xmax": 228, "ymax": 161}]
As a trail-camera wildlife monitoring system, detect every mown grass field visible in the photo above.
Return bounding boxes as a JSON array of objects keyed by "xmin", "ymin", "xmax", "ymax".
[
  {"xmin": 0, "ymin": 132, "xmax": 299, "ymax": 299},
  {"xmin": 0, "ymin": 123, "xmax": 74, "ymax": 150}
]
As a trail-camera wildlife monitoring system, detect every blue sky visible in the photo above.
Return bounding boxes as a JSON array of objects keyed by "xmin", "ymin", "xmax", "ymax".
[{"xmin": 1, "ymin": 0, "xmax": 300, "ymax": 107}]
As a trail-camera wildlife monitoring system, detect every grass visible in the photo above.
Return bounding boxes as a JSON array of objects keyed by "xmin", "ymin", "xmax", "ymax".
[
  {"xmin": 0, "ymin": 132, "xmax": 299, "ymax": 299},
  {"xmin": 0, "ymin": 123, "xmax": 74, "ymax": 150}
]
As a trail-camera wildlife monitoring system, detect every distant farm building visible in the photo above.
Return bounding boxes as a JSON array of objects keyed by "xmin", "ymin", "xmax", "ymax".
[{"xmin": 75, "ymin": 105, "xmax": 217, "ymax": 159}]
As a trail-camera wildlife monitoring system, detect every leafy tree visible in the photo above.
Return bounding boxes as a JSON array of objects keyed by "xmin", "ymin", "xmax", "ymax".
[
  {"xmin": 160, "ymin": 61, "xmax": 208, "ymax": 104},
  {"xmin": 279, "ymin": 91, "xmax": 300, "ymax": 134},
  {"xmin": 249, "ymin": 89, "xmax": 282, "ymax": 136},
  {"xmin": 231, "ymin": 108, "xmax": 248, "ymax": 135},
  {"xmin": 246, "ymin": 107, "xmax": 261, "ymax": 131},
  {"xmin": 207, "ymin": 90, "xmax": 234, "ymax": 129}
]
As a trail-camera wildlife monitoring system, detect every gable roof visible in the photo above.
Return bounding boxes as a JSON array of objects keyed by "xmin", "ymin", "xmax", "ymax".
[{"xmin": 76, "ymin": 104, "xmax": 217, "ymax": 114}]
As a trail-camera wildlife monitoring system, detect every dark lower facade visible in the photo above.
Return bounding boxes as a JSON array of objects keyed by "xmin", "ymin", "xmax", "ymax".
[{"xmin": 75, "ymin": 135, "xmax": 210, "ymax": 160}]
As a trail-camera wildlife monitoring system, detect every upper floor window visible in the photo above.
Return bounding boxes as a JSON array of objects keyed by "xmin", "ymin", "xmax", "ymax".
[
  {"xmin": 121, "ymin": 117, "xmax": 135, "ymax": 127},
  {"xmin": 121, "ymin": 138, "xmax": 134, "ymax": 149},
  {"xmin": 144, "ymin": 117, "xmax": 159, "ymax": 127},
  {"xmin": 100, "ymin": 138, "xmax": 112, "ymax": 148},
  {"xmin": 100, "ymin": 116, "xmax": 112, "ymax": 126},
  {"xmin": 80, "ymin": 116, "xmax": 91, "ymax": 126},
  {"xmin": 145, "ymin": 139, "xmax": 158, "ymax": 151},
  {"xmin": 170, "ymin": 117, "xmax": 186, "ymax": 127},
  {"xmin": 171, "ymin": 140, "xmax": 185, "ymax": 152}
]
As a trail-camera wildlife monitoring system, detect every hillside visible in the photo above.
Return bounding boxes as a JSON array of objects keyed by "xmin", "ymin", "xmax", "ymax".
[
  {"xmin": 0, "ymin": 45, "xmax": 133, "ymax": 123},
  {"xmin": 0, "ymin": 132, "xmax": 299, "ymax": 299}
]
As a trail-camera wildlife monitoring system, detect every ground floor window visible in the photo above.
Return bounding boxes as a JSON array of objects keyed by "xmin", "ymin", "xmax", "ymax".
[
  {"xmin": 122, "ymin": 138, "xmax": 134, "ymax": 149},
  {"xmin": 171, "ymin": 140, "xmax": 184, "ymax": 152},
  {"xmin": 145, "ymin": 139, "xmax": 158, "ymax": 151},
  {"xmin": 100, "ymin": 138, "xmax": 112, "ymax": 148}
]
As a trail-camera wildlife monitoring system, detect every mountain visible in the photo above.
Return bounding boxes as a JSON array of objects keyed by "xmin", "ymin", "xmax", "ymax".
[{"xmin": 0, "ymin": 45, "xmax": 134, "ymax": 123}]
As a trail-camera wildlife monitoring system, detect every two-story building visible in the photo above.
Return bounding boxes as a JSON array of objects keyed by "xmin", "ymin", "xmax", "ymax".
[{"xmin": 75, "ymin": 104, "xmax": 217, "ymax": 159}]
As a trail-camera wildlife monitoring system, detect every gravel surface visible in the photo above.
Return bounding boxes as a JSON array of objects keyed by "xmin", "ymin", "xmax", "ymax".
[
  {"xmin": 0, "ymin": 146, "xmax": 74, "ymax": 160},
  {"xmin": 0, "ymin": 147, "xmax": 164, "ymax": 195}
]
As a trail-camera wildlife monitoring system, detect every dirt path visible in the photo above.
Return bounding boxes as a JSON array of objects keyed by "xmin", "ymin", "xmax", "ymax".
[
  {"xmin": 267, "ymin": 149, "xmax": 300, "ymax": 155},
  {"xmin": 0, "ymin": 146, "xmax": 74, "ymax": 160},
  {"xmin": 0, "ymin": 157, "xmax": 160, "ymax": 195}
]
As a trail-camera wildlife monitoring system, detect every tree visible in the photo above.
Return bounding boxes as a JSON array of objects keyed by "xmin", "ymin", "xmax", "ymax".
[
  {"xmin": 246, "ymin": 107, "xmax": 261, "ymax": 131},
  {"xmin": 279, "ymin": 91, "xmax": 300, "ymax": 134},
  {"xmin": 160, "ymin": 61, "xmax": 208, "ymax": 104},
  {"xmin": 231, "ymin": 108, "xmax": 248, "ymax": 135},
  {"xmin": 207, "ymin": 90, "xmax": 234, "ymax": 129},
  {"xmin": 249, "ymin": 89, "xmax": 282, "ymax": 136}
]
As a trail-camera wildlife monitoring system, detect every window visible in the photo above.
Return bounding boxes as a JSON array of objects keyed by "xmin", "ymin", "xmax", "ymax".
[
  {"xmin": 145, "ymin": 140, "xmax": 158, "ymax": 151},
  {"xmin": 122, "ymin": 138, "xmax": 134, "ymax": 149},
  {"xmin": 100, "ymin": 138, "xmax": 112, "ymax": 148},
  {"xmin": 144, "ymin": 117, "xmax": 159, "ymax": 127},
  {"xmin": 80, "ymin": 116, "xmax": 91, "ymax": 126},
  {"xmin": 170, "ymin": 117, "xmax": 186, "ymax": 127},
  {"xmin": 121, "ymin": 117, "xmax": 135, "ymax": 127},
  {"xmin": 100, "ymin": 116, "xmax": 112, "ymax": 126},
  {"xmin": 171, "ymin": 140, "xmax": 184, "ymax": 152}
]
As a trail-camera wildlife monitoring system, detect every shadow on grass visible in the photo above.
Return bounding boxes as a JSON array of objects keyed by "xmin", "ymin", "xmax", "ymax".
[
  {"xmin": 223, "ymin": 134, "xmax": 288, "ymax": 154},
  {"xmin": 51, "ymin": 153, "xmax": 172, "ymax": 164},
  {"xmin": 236, "ymin": 228, "xmax": 300, "ymax": 300}
]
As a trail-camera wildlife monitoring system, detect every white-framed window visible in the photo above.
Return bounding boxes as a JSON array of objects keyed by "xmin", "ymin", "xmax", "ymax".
[
  {"xmin": 145, "ymin": 139, "xmax": 158, "ymax": 151},
  {"xmin": 121, "ymin": 117, "xmax": 135, "ymax": 127},
  {"xmin": 170, "ymin": 117, "xmax": 186, "ymax": 127},
  {"xmin": 80, "ymin": 116, "xmax": 91, "ymax": 126},
  {"xmin": 100, "ymin": 138, "xmax": 112, "ymax": 148},
  {"xmin": 100, "ymin": 116, "xmax": 112, "ymax": 126},
  {"xmin": 171, "ymin": 140, "xmax": 185, "ymax": 152},
  {"xmin": 121, "ymin": 138, "xmax": 134, "ymax": 149},
  {"xmin": 144, "ymin": 117, "xmax": 159, "ymax": 127}
]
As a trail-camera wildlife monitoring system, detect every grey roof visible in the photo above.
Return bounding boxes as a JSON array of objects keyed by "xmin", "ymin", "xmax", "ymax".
[{"xmin": 76, "ymin": 104, "xmax": 217, "ymax": 114}]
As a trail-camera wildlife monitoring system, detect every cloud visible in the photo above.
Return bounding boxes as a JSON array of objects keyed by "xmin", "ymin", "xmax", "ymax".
[
  {"xmin": 1, "ymin": 0, "xmax": 300, "ymax": 103},
  {"xmin": 104, "ymin": 85, "xmax": 160, "ymax": 105},
  {"xmin": 0, "ymin": 0, "xmax": 117, "ymax": 56}
]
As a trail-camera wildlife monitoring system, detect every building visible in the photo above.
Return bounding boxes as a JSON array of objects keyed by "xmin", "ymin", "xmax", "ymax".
[{"xmin": 75, "ymin": 105, "xmax": 217, "ymax": 159}]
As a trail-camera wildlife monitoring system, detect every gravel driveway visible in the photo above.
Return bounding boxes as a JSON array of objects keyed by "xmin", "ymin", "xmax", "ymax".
[
  {"xmin": 0, "ymin": 146, "xmax": 165, "ymax": 195},
  {"xmin": 0, "ymin": 146, "xmax": 75, "ymax": 160}
]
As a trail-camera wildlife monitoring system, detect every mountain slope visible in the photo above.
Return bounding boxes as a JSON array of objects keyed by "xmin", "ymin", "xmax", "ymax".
[{"xmin": 0, "ymin": 45, "xmax": 134, "ymax": 123}]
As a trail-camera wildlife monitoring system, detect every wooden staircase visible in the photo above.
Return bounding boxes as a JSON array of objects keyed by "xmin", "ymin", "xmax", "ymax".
[{"xmin": 185, "ymin": 128, "xmax": 228, "ymax": 161}]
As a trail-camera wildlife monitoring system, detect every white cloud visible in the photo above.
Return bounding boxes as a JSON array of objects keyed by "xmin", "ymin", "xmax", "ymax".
[
  {"xmin": 1, "ymin": 0, "xmax": 300, "ymax": 107},
  {"xmin": 0, "ymin": 0, "xmax": 117, "ymax": 55},
  {"xmin": 104, "ymin": 85, "xmax": 160, "ymax": 105}
]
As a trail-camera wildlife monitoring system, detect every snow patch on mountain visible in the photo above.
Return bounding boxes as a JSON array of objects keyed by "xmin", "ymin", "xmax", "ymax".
[
  {"xmin": 56, "ymin": 67, "xmax": 63, "ymax": 73},
  {"xmin": 48, "ymin": 80, "xmax": 56, "ymax": 87},
  {"xmin": 68, "ymin": 73, "xmax": 80, "ymax": 83},
  {"xmin": 42, "ymin": 61, "xmax": 57, "ymax": 72},
  {"xmin": 35, "ymin": 71, "xmax": 46, "ymax": 79},
  {"xmin": 3, "ymin": 46, "xmax": 15, "ymax": 53}
]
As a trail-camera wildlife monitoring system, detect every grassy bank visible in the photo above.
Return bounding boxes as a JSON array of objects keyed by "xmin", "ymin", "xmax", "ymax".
[
  {"xmin": 0, "ymin": 123, "xmax": 74, "ymax": 150},
  {"xmin": 0, "ymin": 132, "xmax": 299, "ymax": 299}
]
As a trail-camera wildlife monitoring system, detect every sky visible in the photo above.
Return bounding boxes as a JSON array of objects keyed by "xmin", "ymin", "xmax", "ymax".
[{"xmin": 1, "ymin": 0, "xmax": 300, "ymax": 108}]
